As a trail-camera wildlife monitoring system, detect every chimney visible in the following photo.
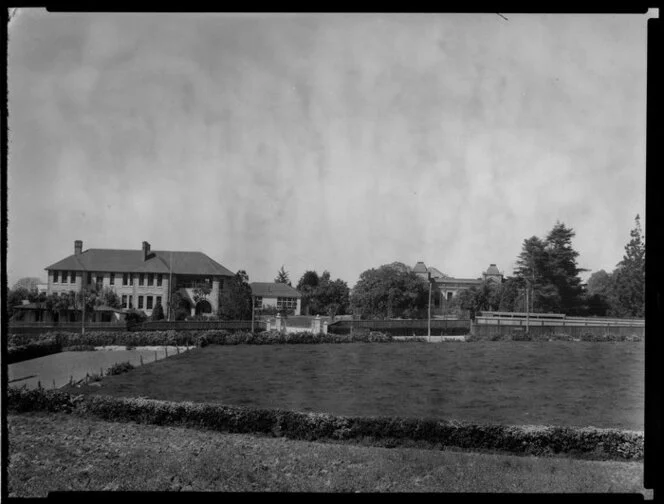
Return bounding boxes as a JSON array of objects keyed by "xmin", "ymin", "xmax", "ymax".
[
  {"xmin": 142, "ymin": 241, "xmax": 151, "ymax": 261},
  {"xmin": 75, "ymin": 240, "xmax": 83, "ymax": 255}
]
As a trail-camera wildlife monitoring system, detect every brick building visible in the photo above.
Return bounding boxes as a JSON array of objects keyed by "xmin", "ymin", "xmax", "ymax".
[{"xmin": 45, "ymin": 240, "xmax": 235, "ymax": 318}]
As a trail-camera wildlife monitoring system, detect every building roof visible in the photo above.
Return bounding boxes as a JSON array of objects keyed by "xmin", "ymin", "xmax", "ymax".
[
  {"xmin": 250, "ymin": 282, "xmax": 302, "ymax": 298},
  {"xmin": 45, "ymin": 248, "xmax": 234, "ymax": 277},
  {"xmin": 485, "ymin": 264, "xmax": 501, "ymax": 276},
  {"xmin": 435, "ymin": 277, "xmax": 483, "ymax": 285},
  {"xmin": 413, "ymin": 262, "xmax": 429, "ymax": 274}
]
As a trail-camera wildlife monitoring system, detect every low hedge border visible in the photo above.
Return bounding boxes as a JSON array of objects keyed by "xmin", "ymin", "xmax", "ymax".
[
  {"xmin": 7, "ymin": 388, "xmax": 643, "ymax": 461},
  {"xmin": 466, "ymin": 332, "xmax": 643, "ymax": 342},
  {"xmin": 7, "ymin": 330, "xmax": 432, "ymax": 350}
]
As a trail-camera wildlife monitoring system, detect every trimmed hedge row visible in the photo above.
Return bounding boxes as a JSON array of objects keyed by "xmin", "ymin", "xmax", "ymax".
[
  {"xmin": 7, "ymin": 330, "xmax": 413, "ymax": 349},
  {"xmin": 7, "ymin": 388, "xmax": 643, "ymax": 461},
  {"xmin": 7, "ymin": 339, "xmax": 62, "ymax": 364}
]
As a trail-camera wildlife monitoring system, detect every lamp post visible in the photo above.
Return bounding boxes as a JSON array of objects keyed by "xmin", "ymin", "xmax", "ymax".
[{"xmin": 251, "ymin": 295, "xmax": 255, "ymax": 333}]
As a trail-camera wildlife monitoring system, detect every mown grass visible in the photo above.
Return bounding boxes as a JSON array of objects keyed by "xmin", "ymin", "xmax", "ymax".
[
  {"xmin": 7, "ymin": 412, "xmax": 651, "ymax": 495},
  {"xmin": 63, "ymin": 342, "xmax": 644, "ymax": 430}
]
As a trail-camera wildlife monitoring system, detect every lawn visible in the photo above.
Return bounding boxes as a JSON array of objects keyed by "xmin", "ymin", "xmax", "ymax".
[
  {"xmin": 66, "ymin": 342, "xmax": 645, "ymax": 430},
  {"xmin": 7, "ymin": 412, "xmax": 651, "ymax": 495}
]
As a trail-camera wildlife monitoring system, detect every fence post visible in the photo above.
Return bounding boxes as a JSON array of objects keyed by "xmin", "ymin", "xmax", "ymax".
[
  {"xmin": 37, "ymin": 380, "xmax": 42, "ymax": 389},
  {"xmin": 165, "ymin": 346, "xmax": 168, "ymax": 357},
  {"xmin": 140, "ymin": 355, "xmax": 144, "ymax": 366},
  {"xmin": 155, "ymin": 351, "xmax": 158, "ymax": 362},
  {"xmin": 176, "ymin": 345, "xmax": 180, "ymax": 354}
]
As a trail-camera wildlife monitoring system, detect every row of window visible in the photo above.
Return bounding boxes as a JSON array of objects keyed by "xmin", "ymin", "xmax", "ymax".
[
  {"xmin": 53, "ymin": 271, "xmax": 166, "ymax": 287},
  {"xmin": 253, "ymin": 297, "xmax": 298, "ymax": 309},
  {"xmin": 276, "ymin": 297, "xmax": 298, "ymax": 310},
  {"xmin": 52, "ymin": 271, "xmax": 77, "ymax": 284},
  {"xmin": 122, "ymin": 295, "xmax": 163, "ymax": 310}
]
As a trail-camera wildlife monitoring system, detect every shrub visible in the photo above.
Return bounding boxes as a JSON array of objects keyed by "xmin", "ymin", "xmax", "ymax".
[
  {"xmin": 5, "ymin": 388, "xmax": 644, "ymax": 461},
  {"xmin": 511, "ymin": 331, "xmax": 532, "ymax": 341},
  {"xmin": 106, "ymin": 361, "xmax": 134, "ymax": 376}
]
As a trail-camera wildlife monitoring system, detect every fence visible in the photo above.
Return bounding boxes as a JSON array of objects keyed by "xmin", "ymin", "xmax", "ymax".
[
  {"xmin": 327, "ymin": 319, "xmax": 471, "ymax": 336},
  {"xmin": 475, "ymin": 316, "xmax": 645, "ymax": 328},
  {"xmin": 471, "ymin": 323, "xmax": 644, "ymax": 340},
  {"xmin": 8, "ymin": 322, "xmax": 126, "ymax": 336},
  {"xmin": 131, "ymin": 320, "xmax": 267, "ymax": 332}
]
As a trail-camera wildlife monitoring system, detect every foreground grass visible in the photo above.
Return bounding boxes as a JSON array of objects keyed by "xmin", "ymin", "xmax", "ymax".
[
  {"xmin": 7, "ymin": 412, "xmax": 651, "ymax": 496},
  {"xmin": 63, "ymin": 342, "xmax": 644, "ymax": 430}
]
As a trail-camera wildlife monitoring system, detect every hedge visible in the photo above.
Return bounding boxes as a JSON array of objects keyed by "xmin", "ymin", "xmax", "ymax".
[
  {"xmin": 7, "ymin": 330, "xmax": 415, "ymax": 349},
  {"xmin": 466, "ymin": 332, "xmax": 643, "ymax": 343},
  {"xmin": 6, "ymin": 388, "xmax": 643, "ymax": 461}
]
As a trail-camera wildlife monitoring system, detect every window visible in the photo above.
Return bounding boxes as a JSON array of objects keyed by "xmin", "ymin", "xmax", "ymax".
[
  {"xmin": 61, "ymin": 271, "xmax": 67, "ymax": 284},
  {"xmin": 53, "ymin": 271, "xmax": 59, "ymax": 283},
  {"xmin": 87, "ymin": 272, "xmax": 92, "ymax": 284},
  {"xmin": 110, "ymin": 273, "xmax": 115, "ymax": 285},
  {"xmin": 123, "ymin": 273, "xmax": 129, "ymax": 286},
  {"xmin": 147, "ymin": 296, "xmax": 153, "ymax": 310},
  {"xmin": 148, "ymin": 274, "xmax": 154, "ymax": 286},
  {"xmin": 254, "ymin": 296, "xmax": 263, "ymax": 308},
  {"xmin": 138, "ymin": 296, "xmax": 144, "ymax": 309},
  {"xmin": 122, "ymin": 295, "xmax": 128, "ymax": 308},
  {"xmin": 277, "ymin": 297, "xmax": 298, "ymax": 310},
  {"xmin": 139, "ymin": 274, "xmax": 145, "ymax": 286},
  {"xmin": 156, "ymin": 296, "xmax": 162, "ymax": 306},
  {"xmin": 157, "ymin": 274, "xmax": 162, "ymax": 287},
  {"xmin": 447, "ymin": 292, "xmax": 453, "ymax": 301},
  {"xmin": 70, "ymin": 271, "xmax": 76, "ymax": 283},
  {"xmin": 129, "ymin": 296, "xmax": 134, "ymax": 309}
]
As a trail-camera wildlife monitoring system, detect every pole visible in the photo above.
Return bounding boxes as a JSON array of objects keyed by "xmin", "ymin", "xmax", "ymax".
[
  {"xmin": 81, "ymin": 290, "xmax": 85, "ymax": 335},
  {"xmin": 251, "ymin": 295, "xmax": 255, "ymax": 333},
  {"xmin": 428, "ymin": 273, "xmax": 432, "ymax": 342},
  {"xmin": 525, "ymin": 284, "xmax": 530, "ymax": 334},
  {"xmin": 168, "ymin": 251, "xmax": 173, "ymax": 320}
]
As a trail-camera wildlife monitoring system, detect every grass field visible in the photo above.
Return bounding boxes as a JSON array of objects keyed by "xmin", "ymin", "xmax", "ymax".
[
  {"xmin": 66, "ymin": 342, "xmax": 645, "ymax": 430},
  {"xmin": 7, "ymin": 412, "xmax": 651, "ymax": 495}
]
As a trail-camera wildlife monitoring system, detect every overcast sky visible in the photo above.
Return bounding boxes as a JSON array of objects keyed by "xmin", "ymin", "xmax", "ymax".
[{"xmin": 7, "ymin": 11, "xmax": 648, "ymax": 288}]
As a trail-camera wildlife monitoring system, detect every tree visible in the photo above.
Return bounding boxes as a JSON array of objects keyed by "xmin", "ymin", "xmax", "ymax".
[
  {"xmin": 218, "ymin": 270, "xmax": 253, "ymax": 320},
  {"xmin": 168, "ymin": 291, "xmax": 191, "ymax": 321},
  {"xmin": 97, "ymin": 287, "xmax": 121, "ymax": 308},
  {"xmin": 274, "ymin": 265, "xmax": 291, "ymax": 286},
  {"xmin": 544, "ymin": 222, "xmax": 587, "ymax": 314},
  {"xmin": 296, "ymin": 270, "xmax": 320, "ymax": 315},
  {"xmin": 12, "ymin": 277, "xmax": 41, "ymax": 292},
  {"xmin": 350, "ymin": 262, "xmax": 428, "ymax": 319},
  {"xmin": 192, "ymin": 282, "xmax": 212, "ymax": 305},
  {"xmin": 513, "ymin": 223, "xmax": 586, "ymax": 314},
  {"xmin": 151, "ymin": 302, "xmax": 165, "ymax": 321},
  {"xmin": 611, "ymin": 215, "xmax": 645, "ymax": 317}
]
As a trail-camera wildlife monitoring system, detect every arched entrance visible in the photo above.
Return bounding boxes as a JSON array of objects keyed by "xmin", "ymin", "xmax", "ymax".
[{"xmin": 195, "ymin": 300, "xmax": 212, "ymax": 315}]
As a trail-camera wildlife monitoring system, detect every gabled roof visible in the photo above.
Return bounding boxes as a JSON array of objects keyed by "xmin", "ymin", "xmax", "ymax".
[
  {"xmin": 250, "ymin": 282, "xmax": 302, "ymax": 298},
  {"xmin": 45, "ymin": 249, "xmax": 234, "ymax": 277}
]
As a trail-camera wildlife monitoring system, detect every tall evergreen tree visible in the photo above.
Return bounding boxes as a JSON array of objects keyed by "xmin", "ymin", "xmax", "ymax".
[
  {"xmin": 544, "ymin": 222, "xmax": 587, "ymax": 314},
  {"xmin": 611, "ymin": 215, "xmax": 645, "ymax": 317},
  {"xmin": 274, "ymin": 265, "xmax": 291, "ymax": 286}
]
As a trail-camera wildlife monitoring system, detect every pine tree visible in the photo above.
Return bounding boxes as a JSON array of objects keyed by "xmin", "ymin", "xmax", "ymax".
[
  {"xmin": 274, "ymin": 265, "xmax": 291, "ymax": 286},
  {"xmin": 612, "ymin": 215, "xmax": 645, "ymax": 317},
  {"xmin": 544, "ymin": 222, "xmax": 587, "ymax": 314}
]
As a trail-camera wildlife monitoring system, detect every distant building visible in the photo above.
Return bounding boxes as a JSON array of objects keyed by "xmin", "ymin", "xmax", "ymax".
[
  {"xmin": 44, "ymin": 240, "xmax": 235, "ymax": 318},
  {"xmin": 413, "ymin": 261, "xmax": 504, "ymax": 314},
  {"xmin": 250, "ymin": 282, "xmax": 302, "ymax": 316}
]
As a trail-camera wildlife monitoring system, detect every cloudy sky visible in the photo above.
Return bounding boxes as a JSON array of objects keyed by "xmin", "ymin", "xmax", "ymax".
[{"xmin": 7, "ymin": 11, "xmax": 648, "ymax": 288}]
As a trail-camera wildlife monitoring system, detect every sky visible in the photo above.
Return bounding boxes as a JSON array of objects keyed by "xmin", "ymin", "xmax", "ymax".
[{"xmin": 7, "ymin": 11, "xmax": 649, "ymax": 289}]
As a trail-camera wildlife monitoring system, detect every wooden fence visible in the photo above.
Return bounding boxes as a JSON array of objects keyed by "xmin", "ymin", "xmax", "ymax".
[
  {"xmin": 8, "ymin": 322, "xmax": 127, "ymax": 336},
  {"xmin": 472, "ymin": 323, "xmax": 644, "ymax": 339},
  {"xmin": 131, "ymin": 320, "xmax": 267, "ymax": 332},
  {"xmin": 327, "ymin": 319, "xmax": 471, "ymax": 336}
]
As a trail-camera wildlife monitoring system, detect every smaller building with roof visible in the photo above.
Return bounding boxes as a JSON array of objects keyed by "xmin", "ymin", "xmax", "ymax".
[
  {"xmin": 250, "ymin": 282, "xmax": 302, "ymax": 316},
  {"xmin": 413, "ymin": 261, "xmax": 504, "ymax": 314}
]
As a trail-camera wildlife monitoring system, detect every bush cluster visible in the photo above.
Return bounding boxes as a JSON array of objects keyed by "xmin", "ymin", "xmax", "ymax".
[
  {"xmin": 8, "ymin": 329, "xmax": 401, "ymax": 349},
  {"xmin": 7, "ymin": 336, "xmax": 62, "ymax": 364},
  {"xmin": 6, "ymin": 388, "xmax": 643, "ymax": 461},
  {"xmin": 106, "ymin": 361, "xmax": 134, "ymax": 376}
]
